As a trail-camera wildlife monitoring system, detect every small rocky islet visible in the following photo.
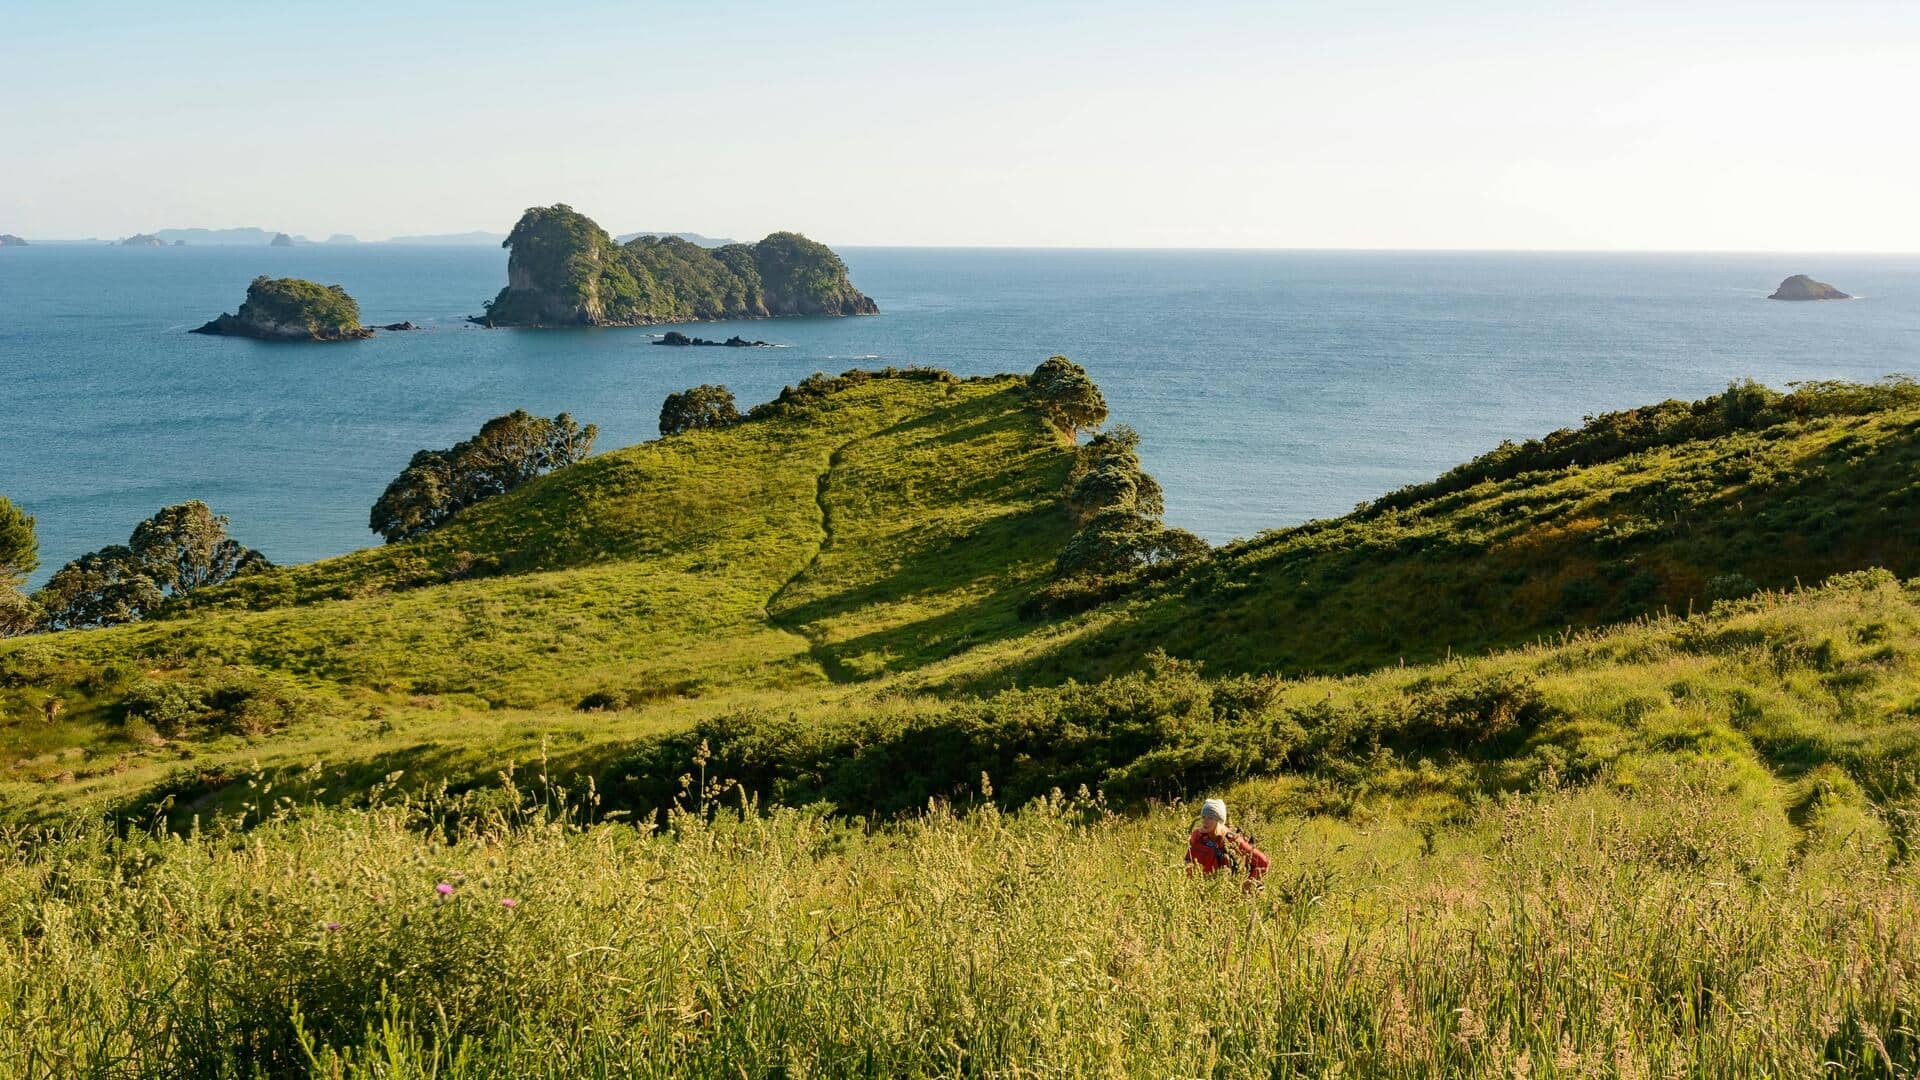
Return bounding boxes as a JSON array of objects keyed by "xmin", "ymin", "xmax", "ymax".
[
  {"xmin": 653, "ymin": 331, "xmax": 775, "ymax": 348},
  {"xmin": 191, "ymin": 275, "xmax": 414, "ymax": 342},
  {"xmin": 1768, "ymin": 274, "xmax": 1851, "ymax": 301}
]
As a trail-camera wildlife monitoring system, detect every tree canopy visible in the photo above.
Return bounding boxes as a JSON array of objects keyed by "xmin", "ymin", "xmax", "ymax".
[
  {"xmin": 659, "ymin": 385, "xmax": 741, "ymax": 437},
  {"xmin": 370, "ymin": 411, "xmax": 598, "ymax": 543},
  {"xmin": 1028, "ymin": 356, "xmax": 1108, "ymax": 441},
  {"xmin": 35, "ymin": 501, "xmax": 270, "ymax": 630},
  {"xmin": 0, "ymin": 496, "xmax": 37, "ymax": 637}
]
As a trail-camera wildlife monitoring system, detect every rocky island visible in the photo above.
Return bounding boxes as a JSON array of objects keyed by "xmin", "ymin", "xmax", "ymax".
[
  {"xmin": 269, "ymin": 232, "xmax": 296, "ymax": 248},
  {"xmin": 1768, "ymin": 274, "xmax": 1851, "ymax": 301},
  {"xmin": 0, "ymin": 234, "xmax": 26, "ymax": 247},
  {"xmin": 475, "ymin": 204, "xmax": 877, "ymax": 328},
  {"xmin": 120, "ymin": 233, "xmax": 168, "ymax": 247},
  {"xmin": 654, "ymin": 331, "xmax": 775, "ymax": 347},
  {"xmin": 192, "ymin": 276, "xmax": 375, "ymax": 341}
]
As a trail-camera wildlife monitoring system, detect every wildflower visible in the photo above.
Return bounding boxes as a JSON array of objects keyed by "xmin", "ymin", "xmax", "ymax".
[
  {"xmin": 500, "ymin": 897, "xmax": 519, "ymax": 909},
  {"xmin": 324, "ymin": 921, "xmax": 342, "ymax": 932},
  {"xmin": 436, "ymin": 881, "xmax": 455, "ymax": 896}
]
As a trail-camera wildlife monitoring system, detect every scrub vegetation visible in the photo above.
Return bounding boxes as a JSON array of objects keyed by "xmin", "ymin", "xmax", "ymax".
[{"xmin": 3, "ymin": 368, "xmax": 1919, "ymax": 1076}]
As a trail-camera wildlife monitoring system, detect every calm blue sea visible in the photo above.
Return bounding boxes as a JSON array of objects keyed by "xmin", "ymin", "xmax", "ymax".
[{"xmin": 2, "ymin": 244, "xmax": 1916, "ymax": 586}]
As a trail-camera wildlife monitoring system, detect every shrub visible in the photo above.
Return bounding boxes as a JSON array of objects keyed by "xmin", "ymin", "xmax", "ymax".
[
  {"xmin": 659, "ymin": 385, "xmax": 740, "ymax": 436},
  {"xmin": 371, "ymin": 411, "xmax": 597, "ymax": 542}
]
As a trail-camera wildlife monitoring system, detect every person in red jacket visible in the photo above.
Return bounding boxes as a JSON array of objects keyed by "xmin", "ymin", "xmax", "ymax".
[{"xmin": 1186, "ymin": 798, "xmax": 1269, "ymax": 880}]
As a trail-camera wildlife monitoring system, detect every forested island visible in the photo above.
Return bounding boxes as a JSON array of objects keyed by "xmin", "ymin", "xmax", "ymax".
[
  {"xmin": 0, "ymin": 234, "xmax": 26, "ymax": 247},
  {"xmin": 476, "ymin": 204, "xmax": 877, "ymax": 327},
  {"xmin": 192, "ymin": 276, "xmax": 373, "ymax": 341}
]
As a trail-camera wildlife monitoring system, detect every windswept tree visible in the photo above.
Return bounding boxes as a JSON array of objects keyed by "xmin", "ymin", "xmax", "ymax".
[
  {"xmin": 35, "ymin": 501, "xmax": 270, "ymax": 630},
  {"xmin": 1051, "ymin": 424, "xmax": 1206, "ymax": 582},
  {"xmin": 1028, "ymin": 355, "xmax": 1108, "ymax": 441},
  {"xmin": 659, "ymin": 385, "xmax": 741, "ymax": 437},
  {"xmin": 370, "ymin": 410, "xmax": 598, "ymax": 543},
  {"xmin": 0, "ymin": 495, "xmax": 38, "ymax": 636}
]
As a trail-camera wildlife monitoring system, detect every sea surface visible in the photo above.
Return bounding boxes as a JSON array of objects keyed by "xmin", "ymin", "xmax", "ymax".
[{"xmin": 2, "ymin": 244, "xmax": 1917, "ymax": 587}]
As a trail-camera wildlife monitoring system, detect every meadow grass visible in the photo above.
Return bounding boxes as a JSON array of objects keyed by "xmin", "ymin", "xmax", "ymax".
[{"xmin": 1, "ymin": 770, "xmax": 1913, "ymax": 1077}]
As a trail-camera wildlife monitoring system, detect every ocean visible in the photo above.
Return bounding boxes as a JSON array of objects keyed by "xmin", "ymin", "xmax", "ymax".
[{"xmin": 2, "ymin": 244, "xmax": 1916, "ymax": 586}]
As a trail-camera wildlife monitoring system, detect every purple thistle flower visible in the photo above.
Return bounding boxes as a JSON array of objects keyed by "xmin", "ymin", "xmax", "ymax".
[
  {"xmin": 436, "ymin": 881, "xmax": 455, "ymax": 896},
  {"xmin": 324, "ymin": 921, "xmax": 342, "ymax": 931},
  {"xmin": 499, "ymin": 897, "xmax": 518, "ymax": 909}
]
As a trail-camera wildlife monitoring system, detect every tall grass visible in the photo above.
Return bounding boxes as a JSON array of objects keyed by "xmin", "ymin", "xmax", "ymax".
[{"xmin": 3, "ymin": 771, "xmax": 1913, "ymax": 1077}]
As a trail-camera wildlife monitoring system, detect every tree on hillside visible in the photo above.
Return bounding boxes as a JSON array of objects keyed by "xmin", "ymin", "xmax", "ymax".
[
  {"xmin": 35, "ymin": 501, "xmax": 270, "ymax": 630},
  {"xmin": 1028, "ymin": 356, "xmax": 1108, "ymax": 441},
  {"xmin": 1047, "ymin": 423, "xmax": 1206, "ymax": 587},
  {"xmin": 0, "ymin": 496, "xmax": 38, "ymax": 637},
  {"xmin": 370, "ymin": 410, "xmax": 598, "ymax": 543},
  {"xmin": 659, "ymin": 385, "xmax": 741, "ymax": 437}
]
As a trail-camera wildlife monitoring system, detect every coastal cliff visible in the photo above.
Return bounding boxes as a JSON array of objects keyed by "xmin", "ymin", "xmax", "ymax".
[
  {"xmin": 192, "ymin": 276, "xmax": 373, "ymax": 341},
  {"xmin": 477, "ymin": 204, "xmax": 877, "ymax": 327}
]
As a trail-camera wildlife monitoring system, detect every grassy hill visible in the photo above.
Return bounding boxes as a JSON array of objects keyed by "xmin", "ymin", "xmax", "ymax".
[
  {"xmin": 988, "ymin": 377, "xmax": 1920, "ymax": 688},
  {"xmin": 0, "ymin": 370, "xmax": 1074, "ymax": 815},
  {"xmin": 4, "ymin": 370, "xmax": 1919, "ymax": 1075}
]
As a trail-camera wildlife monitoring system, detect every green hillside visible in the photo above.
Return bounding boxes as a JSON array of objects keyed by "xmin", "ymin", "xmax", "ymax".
[
  {"xmin": 0, "ymin": 370, "xmax": 1074, "ymax": 815},
  {"xmin": 998, "ymin": 377, "xmax": 1920, "ymax": 688},
  {"xmin": 5, "ymin": 371, "xmax": 1920, "ymax": 1075}
]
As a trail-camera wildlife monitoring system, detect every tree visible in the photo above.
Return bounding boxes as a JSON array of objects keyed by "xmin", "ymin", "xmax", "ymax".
[
  {"xmin": 659, "ymin": 385, "xmax": 741, "ymax": 436},
  {"xmin": 1028, "ymin": 356, "xmax": 1108, "ymax": 441},
  {"xmin": 34, "ymin": 545, "xmax": 165, "ymax": 630},
  {"xmin": 370, "ymin": 410, "xmax": 599, "ymax": 543},
  {"xmin": 0, "ymin": 496, "xmax": 35, "ymax": 587},
  {"xmin": 0, "ymin": 496, "xmax": 37, "ymax": 637},
  {"xmin": 130, "ymin": 501, "xmax": 271, "ymax": 594},
  {"xmin": 35, "ymin": 502, "xmax": 271, "ymax": 630}
]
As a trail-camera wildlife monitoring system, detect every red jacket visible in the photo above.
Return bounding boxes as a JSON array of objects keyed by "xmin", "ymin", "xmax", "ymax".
[{"xmin": 1187, "ymin": 827, "xmax": 1269, "ymax": 879}]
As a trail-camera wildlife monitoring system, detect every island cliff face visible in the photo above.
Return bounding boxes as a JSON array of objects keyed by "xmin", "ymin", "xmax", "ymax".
[
  {"xmin": 478, "ymin": 205, "xmax": 877, "ymax": 327},
  {"xmin": 1768, "ymin": 275, "xmax": 1851, "ymax": 301},
  {"xmin": 192, "ymin": 276, "xmax": 373, "ymax": 341}
]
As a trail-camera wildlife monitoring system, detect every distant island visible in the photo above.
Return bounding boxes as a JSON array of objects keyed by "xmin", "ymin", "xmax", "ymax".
[
  {"xmin": 614, "ymin": 231, "xmax": 737, "ymax": 247},
  {"xmin": 0, "ymin": 234, "xmax": 25, "ymax": 247},
  {"xmin": 325, "ymin": 234, "xmax": 360, "ymax": 245},
  {"xmin": 191, "ymin": 276, "xmax": 376, "ymax": 341},
  {"xmin": 388, "ymin": 230, "xmax": 508, "ymax": 246},
  {"xmin": 655, "ymin": 331, "xmax": 775, "ymax": 347},
  {"xmin": 114, "ymin": 227, "xmax": 315, "ymax": 246},
  {"xmin": 475, "ymin": 204, "xmax": 877, "ymax": 328},
  {"xmin": 1768, "ymin": 274, "xmax": 1851, "ymax": 301},
  {"xmin": 269, "ymin": 232, "xmax": 295, "ymax": 248}
]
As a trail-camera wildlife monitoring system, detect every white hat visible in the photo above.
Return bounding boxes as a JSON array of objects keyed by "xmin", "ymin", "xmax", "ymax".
[{"xmin": 1201, "ymin": 798, "xmax": 1228, "ymax": 823}]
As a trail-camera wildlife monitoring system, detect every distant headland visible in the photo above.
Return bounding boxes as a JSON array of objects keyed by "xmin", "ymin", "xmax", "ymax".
[
  {"xmin": 1768, "ymin": 274, "xmax": 1851, "ymax": 301},
  {"xmin": 0, "ymin": 234, "xmax": 26, "ymax": 247},
  {"xmin": 474, "ymin": 204, "xmax": 876, "ymax": 328}
]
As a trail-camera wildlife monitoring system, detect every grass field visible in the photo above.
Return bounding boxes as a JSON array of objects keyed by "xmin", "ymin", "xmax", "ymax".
[{"xmin": 4, "ymin": 372, "xmax": 1920, "ymax": 1076}]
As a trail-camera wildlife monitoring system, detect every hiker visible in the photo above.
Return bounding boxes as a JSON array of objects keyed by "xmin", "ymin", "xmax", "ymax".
[{"xmin": 1186, "ymin": 798, "xmax": 1269, "ymax": 880}]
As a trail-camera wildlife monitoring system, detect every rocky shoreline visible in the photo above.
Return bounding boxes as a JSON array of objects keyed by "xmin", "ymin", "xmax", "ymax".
[{"xmin": 653, "ymin": 331, "xmax": 775, "ymax": 347}]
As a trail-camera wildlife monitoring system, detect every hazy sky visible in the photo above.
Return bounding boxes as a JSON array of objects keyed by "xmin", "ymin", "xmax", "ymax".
[{"xmin": 4, "ymin": 0, "xmax": 1916, "ymax": 249}]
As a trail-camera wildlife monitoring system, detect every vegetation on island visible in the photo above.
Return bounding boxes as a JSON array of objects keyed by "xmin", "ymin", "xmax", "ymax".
[
  {"xmin": 369, "ymin": 411, "xmax": 598, "ymax": 543},
  {"xmin": 478, "ymin": 204, "xmax": 877, "ymax": 327},
  {"xmin": 193, "ymin": 275, "xmax": 370, "ymax": 341},
  {"xmin": 4, "ymin": 364, "xmax": 1920, "ymax": 1074}
]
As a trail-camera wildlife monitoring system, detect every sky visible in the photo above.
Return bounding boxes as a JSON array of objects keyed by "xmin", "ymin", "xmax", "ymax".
[{"xmin": 3, "ymin": 0, "xmax": 1917, "ymax": 250}]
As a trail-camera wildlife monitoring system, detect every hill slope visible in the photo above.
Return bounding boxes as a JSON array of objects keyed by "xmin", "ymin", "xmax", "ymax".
[
  {"xmin": 986, "ymin": 377, "xmax": 1920, "ymax": 688},
  {"xmin": 0, "ymin": 372, "xmax": 1073, "ymax": 814}
]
